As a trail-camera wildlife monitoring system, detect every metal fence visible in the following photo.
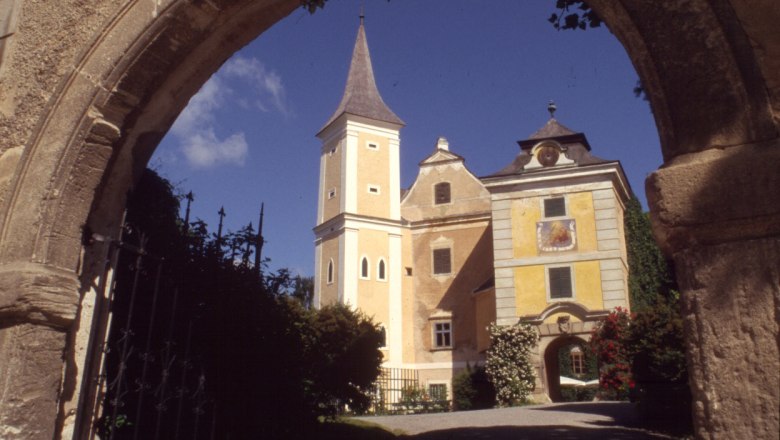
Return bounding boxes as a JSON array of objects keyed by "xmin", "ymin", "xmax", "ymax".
[
  {"xmin": 370, "ymin": 367, "xmax": 420, "ymax": 414},
  {"xmin": 82, "ymin": 227, "xmax": 215, "ymax": 440}
]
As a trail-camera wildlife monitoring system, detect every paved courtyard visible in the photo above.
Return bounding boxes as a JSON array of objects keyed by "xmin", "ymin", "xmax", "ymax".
[{"xmin": 355, "ymin": 402, "xmax": 678, "ymax": 439}]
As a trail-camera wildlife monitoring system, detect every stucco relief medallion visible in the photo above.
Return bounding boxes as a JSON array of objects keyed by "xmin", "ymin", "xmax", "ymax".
[{"xmin": 537, "ymin": 219, "xmax": 577, "ymax": 252}]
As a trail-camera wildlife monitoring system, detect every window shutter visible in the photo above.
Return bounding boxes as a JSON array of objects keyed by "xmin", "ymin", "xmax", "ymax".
[
  {"xmin": 433, "ymin": 248, "xmax": 451, "ymax": 274},
  {"xmin": 434, "ymin": 182, "xmax": 451, "ymax": 205},
  {"xmin": 549, "ymin": 266, "xmax": 573, "ymax": 299},
  {"xmin": 544, "ymin": 197, "xmax": 566, "ymax": 217}
]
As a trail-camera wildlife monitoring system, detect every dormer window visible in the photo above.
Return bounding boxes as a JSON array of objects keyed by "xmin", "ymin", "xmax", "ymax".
[{"xmin": 434, "ymin": 182, "xmax": 451, "ymax": 205}]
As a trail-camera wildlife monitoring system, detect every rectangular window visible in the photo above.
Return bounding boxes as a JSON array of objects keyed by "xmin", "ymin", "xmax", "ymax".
[
  {"xmin": 543, "ymin": 197, "xmax": 566, "ymax": 218},
  {"xmin": 367, "ymin": 142, "xmax": 379, "ymax": 150},
  {"xmin": 434, "ymin": 182, "xmax": 451, "ymax": 205},
  {"xmin": 571, "ymin": 350, "xmax": 585, "ymax": 375},
  {"xmin": 368, "ymin": 185, "xmax": 380, "ymax": 194},
  {"xmin": 433, "ymin": 322, "xmax": 452, "ymax": 348},
  {"xmin": 548, "ymin": 266, "xmax": 573, "ymax": 299},
  {"xmin": 405, "ymin": 267, "xmax": 413, "ymax": 276},
  {"xmin": 328, "ymin": 188, "xmax": 336, "ymax": 199},
  {"xmin": 429, "ymin": 384, "xmax": 447, "ymax": 401},
  {"xmin": 432, "ymin": 248, "xmax": 451, "ymax": 275}
]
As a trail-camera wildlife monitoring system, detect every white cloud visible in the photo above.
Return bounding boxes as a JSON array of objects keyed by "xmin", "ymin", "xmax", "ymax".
[
  {"xmin": 168, "ymin": 56, "xmax": 290, "ymax": 169},
  {"xmin": 181, "ymin": 129, "xmax": 248, "ymax": 169}
]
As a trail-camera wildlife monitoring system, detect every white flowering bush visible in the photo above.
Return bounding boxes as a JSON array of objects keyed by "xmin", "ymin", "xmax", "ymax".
[{"xmin": 485, "ymin": 323, "xmax": 538, "ymax": 406}]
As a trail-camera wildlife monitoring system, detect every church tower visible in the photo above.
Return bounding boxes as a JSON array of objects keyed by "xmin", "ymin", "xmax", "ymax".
[{"xmin": 313, "ymin": 18, "xmax": 405, "ymax": 366}]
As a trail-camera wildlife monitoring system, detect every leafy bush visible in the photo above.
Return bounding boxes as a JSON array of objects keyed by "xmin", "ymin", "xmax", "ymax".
[
  {"xmin": 485, "ymin": 323, "xmax": 537, "ymax": 406},
  {"xmin": 397, "ymin": 385, "xmax": 449, "ymax": 413},
  {"xmin": 589, "ymin": 307, "xmax": 633, "ymax": 400},
  {"xmin": 452, "ymin": 364, "xmax": 495, "ymax": 411},
  {"xmin": 627, "ymin": 293, "xmax": 691, "ymax": 431}
]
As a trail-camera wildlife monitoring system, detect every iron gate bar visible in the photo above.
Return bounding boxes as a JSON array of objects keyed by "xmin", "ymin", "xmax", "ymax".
[
  {"xmin": 108, "ymin": 233, "xmax": 148, "ymax": 440},
  {"xmin": 132, "ymin": 260, "xmax": 164, "ymax": 440}
]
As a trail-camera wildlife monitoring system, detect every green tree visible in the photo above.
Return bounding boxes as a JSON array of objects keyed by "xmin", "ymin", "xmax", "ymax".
[
  {"xmin": 291, "ymin": 275, "xmax": 315, "ymax": 309},
  {"xmin": 452, "ymin": 364, "xmax": 495, "ymax": 411},
  {"xmin": 624, "ymin": 196, "xmax": 676, "ymax": 311},
  {"xmin": 302, "ymin": 303, "xmax": 384, "ymax": 416}
]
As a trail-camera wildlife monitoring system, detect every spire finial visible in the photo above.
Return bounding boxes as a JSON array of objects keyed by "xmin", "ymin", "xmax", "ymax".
[
  {"xmin": 547, "ymin": 100, "xmax": 557, "ymax": 119},
  {"xmin": 359, "ymin": 2, "xmax": 365, "ymax": 24}
]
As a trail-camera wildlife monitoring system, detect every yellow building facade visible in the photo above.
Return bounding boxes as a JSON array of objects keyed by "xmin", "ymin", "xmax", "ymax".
[{"xmin": 314, "ymin": 21, "xmax": 631, "ymax": 403}]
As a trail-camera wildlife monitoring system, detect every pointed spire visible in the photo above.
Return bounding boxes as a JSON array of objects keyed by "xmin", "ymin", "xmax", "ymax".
[{"xmin": 319, "ymin": 18, "xmax": 404, "ymax": 133}]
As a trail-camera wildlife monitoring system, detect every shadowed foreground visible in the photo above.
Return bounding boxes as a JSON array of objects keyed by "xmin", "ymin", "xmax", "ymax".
[{"xmin": 352, "ymin": 402, "xmax": 678, "ymax": 439}]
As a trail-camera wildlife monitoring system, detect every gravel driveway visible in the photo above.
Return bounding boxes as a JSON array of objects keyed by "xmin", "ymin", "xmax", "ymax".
[{"xmin": 354, "ymin": 402, "xmax": 678, "ymax": 439}]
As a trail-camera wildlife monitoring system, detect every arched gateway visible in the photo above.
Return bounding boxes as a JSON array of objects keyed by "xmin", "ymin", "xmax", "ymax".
[{"xmin": 0, "ymin": 1, "xmax": 776, "ymax": 438}]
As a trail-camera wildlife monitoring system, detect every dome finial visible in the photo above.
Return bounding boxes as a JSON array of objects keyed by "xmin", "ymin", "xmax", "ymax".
[{"xmin": 547, "ymin": 100, "xmax": 557, "ymax": 119}]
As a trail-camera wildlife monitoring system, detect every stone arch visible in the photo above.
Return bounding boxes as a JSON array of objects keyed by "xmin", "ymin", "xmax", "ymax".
[
  {"xmin": 0, "ymin": 1, "xmax": 775, "ymax": 438},
  {"xmin": 542, "ymin": 334, "xmax": 588, "ymax": 403}
]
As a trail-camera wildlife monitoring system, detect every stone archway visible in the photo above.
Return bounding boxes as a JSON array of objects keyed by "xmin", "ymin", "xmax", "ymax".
[
  {"xmin": 542, "ymin": 335, "xmax": 588, "ymax": 403},
  {"xmin": 0, "ymin": 1, "xmax": 776, "ymax": 439}
]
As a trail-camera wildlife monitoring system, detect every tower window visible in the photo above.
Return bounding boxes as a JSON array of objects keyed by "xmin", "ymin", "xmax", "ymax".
[
  {"xmin": 368, "ymin": 185, "xmax": 380, "ymax": 194},
  {"xmin": 405, "ymin": 267, "xmax": 413, "ymax": 276},
  {"xmin": 360, "ymin": 257, "xmax": 370, "ymax": 279},
  {"xmin": 327, "ymin": 260, "xmax": 334, "ymax": 284},
  {"xmin": 543, "ymin": 197, "xmax": 566, "ymax": 218},
  {"xmin": 379, "ymin": 325, "xmax": 387, "ymax": 348},
  {"xmin": 548, "ymin": 266, "xmax": 573, "ymax": 299},
  {"xmin": 367, "ymin": 142, "xmax": 379, "ymax": 150},
  {"xmin": 433, "ymin": 321, "xmax": 452, "ymax": 348},
  {"xmin": 377, "ymin": 259, "xmax": 386, "ymax": 281},
  {"xmin": 434, "ymin": 182, "xmax": 451, "ymax": 205},
  {"xmin": 432, "ymin": 248, "xmax": 452, "ymax": 275},
  {"xmin": 328, "ymin": 188, "xmax": 336, "ymax": 199}
]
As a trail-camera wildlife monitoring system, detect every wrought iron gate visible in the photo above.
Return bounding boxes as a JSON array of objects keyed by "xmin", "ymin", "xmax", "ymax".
[{"xmin": 80, "ymin": 225, "xmax": 215, "ymax": 440}]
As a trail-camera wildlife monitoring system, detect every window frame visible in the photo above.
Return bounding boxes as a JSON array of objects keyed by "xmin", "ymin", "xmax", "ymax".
[
  {"xmin": 433, "ymin": 181, "xmax": 452, "ymax": 205},
  {"xmin": 546, "ymin": 265, "xmax": 575, "ymax": 301},
  {"xmin": 360, "ymin": 256, "xmax": 370, "ymax": 280},
  {"xmin": 542, "ymin": 196, "xmax": 567, "ymax": 218},
  {"xmin": 377, "ymin": 258, "xmax": 387, "ymax": 281},
  {"xmin": 432, "ymin": 320, "xmax": 453, "ymax": 349},
  {"xmin": 570, "ymin": 347, "xmax": 585, "ymax": 376},
  {"xmin": 432, "ymin": 247, "xmax": 452, "ymax": 276}
]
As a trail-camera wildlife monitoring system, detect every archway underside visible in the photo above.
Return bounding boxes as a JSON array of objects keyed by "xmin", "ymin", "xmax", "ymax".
[{"xmin": 0, "ymin": 0, "xmax": 776, "ymax": 438}]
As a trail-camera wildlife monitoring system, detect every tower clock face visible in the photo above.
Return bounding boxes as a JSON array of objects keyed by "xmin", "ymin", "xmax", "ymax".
[{"xmin": 538, "ymin": 145, "xmax": 560, "ymax": 167}]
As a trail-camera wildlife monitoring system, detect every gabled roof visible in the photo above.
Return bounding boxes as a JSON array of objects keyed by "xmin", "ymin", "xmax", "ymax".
[
  {"xmin": 319, "ymin": 20, "xmax": 404, "ymax": 133},
  {"xmin": 419, "ymin": 148, "xmax": 465, "ymax": 167}
]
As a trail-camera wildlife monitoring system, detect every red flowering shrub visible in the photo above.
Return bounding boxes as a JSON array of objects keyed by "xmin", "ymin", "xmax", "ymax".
[{"xmin": 589, "ymin": 307, "xmax": 632, "ymax": 400}]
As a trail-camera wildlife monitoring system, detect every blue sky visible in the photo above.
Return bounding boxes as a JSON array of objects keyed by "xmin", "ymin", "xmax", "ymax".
[{"xmin": 151, "ymin": 0, "xmax": 662, "ymax": 276}]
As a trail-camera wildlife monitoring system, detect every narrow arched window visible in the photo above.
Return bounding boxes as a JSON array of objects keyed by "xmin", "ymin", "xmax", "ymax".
[
  {"xmin": 361, "ymin": 257, "xmax": 369, "ymax": 279},
  {"xmin": 377, "ymin": 259, "xmax": 386, "ymax": 281},
  {"xmin": 327, "ymin": 260, "xmax": 334, "ymax": 284}
]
